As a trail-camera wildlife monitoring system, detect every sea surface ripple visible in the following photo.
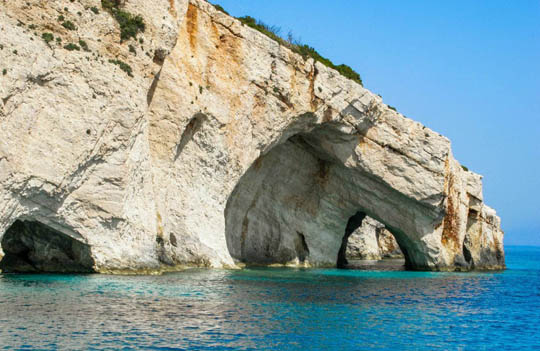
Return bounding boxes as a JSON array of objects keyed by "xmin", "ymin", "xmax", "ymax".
[{"xmin": 0, "ymin": 246, "xmax": 539, "ymax": 350}]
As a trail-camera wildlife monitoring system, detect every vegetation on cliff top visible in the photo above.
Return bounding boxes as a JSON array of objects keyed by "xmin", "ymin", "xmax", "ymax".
[
  {"xmin": 210, "ymin": 3, "xmax": 363, "ymax": 86},
  {"xmin": 212, "ymin": 4, "xmax": 229, "ymax": 16}
]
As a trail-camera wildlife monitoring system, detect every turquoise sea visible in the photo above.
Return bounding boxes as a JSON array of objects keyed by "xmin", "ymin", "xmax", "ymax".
[{"xmin": 0, "ymin": 246, "xmax": 539, "ymax": 350}]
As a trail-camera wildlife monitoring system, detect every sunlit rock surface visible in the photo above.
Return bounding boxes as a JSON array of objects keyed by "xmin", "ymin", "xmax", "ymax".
[
  {"xmin": 346, "ymin": 217, "xmax": 403, "ymax": 261},
  {"xmin": 0, "ymin": 0, "xmax": 504, "ymax": 272}
]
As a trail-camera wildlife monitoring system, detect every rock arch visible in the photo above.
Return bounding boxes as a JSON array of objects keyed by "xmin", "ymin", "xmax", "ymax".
[
  {"xmin": 224, "ymin": 121, "xmax": 447, "ymax": 269},
  {"xmin": 143, "ymin": 0, "xmax": 504, "ymax": 271}
]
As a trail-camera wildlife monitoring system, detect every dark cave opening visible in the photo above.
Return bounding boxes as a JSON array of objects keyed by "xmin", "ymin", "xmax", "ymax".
[
  {"xmin": 0, "ymin": 220, "xmax": 95, "ymax": 273},
  {"xmin": 295, "ymin": 232, "xmax": 310, "ymax": 263},
  {"xmin": 337, "ymin": 212, "xmax": 367, "ymax": 268}
]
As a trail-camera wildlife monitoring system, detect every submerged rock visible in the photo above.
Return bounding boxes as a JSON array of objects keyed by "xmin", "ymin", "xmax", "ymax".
[{"xmin": 0, "ymin": 0, "xmax": 504, "ymax": 272}]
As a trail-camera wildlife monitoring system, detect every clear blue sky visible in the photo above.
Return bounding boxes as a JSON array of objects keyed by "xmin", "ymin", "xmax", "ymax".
[{"xmin": 210, "ymin": 0, "xmax": 540, "ymax": 246}]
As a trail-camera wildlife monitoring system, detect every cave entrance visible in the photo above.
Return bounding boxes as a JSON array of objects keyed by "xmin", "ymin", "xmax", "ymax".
[
  {"xmin": 0, "ymin": 220, "xmax": 95, "ymax": 273},
  {"xmin": 225, "ymin": 123, "xmax": 415, "ymax": 269}
]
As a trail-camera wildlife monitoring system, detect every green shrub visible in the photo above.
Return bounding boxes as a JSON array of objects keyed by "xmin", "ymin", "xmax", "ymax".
[
  {"xmin": 29, "ymin": 24, "xmax": 37, "ymax": 30},
  {"xmin": 237, "ymin": 16, "xmax": 363, "ymax": 86},
  {"xmin": 101, "ymin": 0, "xmax": 145, "ymax": 42},
  {"xmin": 12, "ymin": 50, "xmax": 17, "ymax": 55},
  {"xmin": 109, "ymin": 59, "xmax": 133, "ymax": 77},
  {"xmin": 64, "ymin": 43, "xmax": 80, "ymax": 51},
  {"xmin": 101, "ymin": 0, "xmax": 121, "ymax": 11},
  {"xmin": 90, "ymin": 6, "xmax": 99, "ymax": 14},
  {"xmin": 334, "ymin": 64, "xmax": 362, "ymax": 85},
  {"xmin": 42, "ymin": 32, "xmax": 54, "ymax": 44},
  {"xmin": 211, "ymin": 3, "xmax": 229, "ymax": 15},
  {"xmin": 62, "ymin": 20, "xmax": 76, "ymax": 31},
  {"xmin": 129, "ymin": 44, "xmax": 136, "ymax": 54},
  {"xmin": 58, "ymin": 15, "xmax": 65, "ymax": 22},
  {"xmin": 56, "ymin": 37, "xmax": 62, "ymax": 43},
  {"xmin": 2, "ymin": 69, "xmax": 6, "ymax": 75},
  {"xmin": 116, "ymin": 11, "xmax": 145, "ymax": 42},
  {"xmin": 461, "ymin": 165, "xmax": 469, "ymax": 172},
  {"xmin": 79, "ymin": 39, "xmax": 89, "ymax": 51},
  {"xmin": 387, "ymin": 105, "xmax": 397, "ymax": 112}
]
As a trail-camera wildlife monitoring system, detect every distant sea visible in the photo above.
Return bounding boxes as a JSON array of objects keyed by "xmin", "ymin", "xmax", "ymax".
[{"xmin": 0, "ymin": 246, "xmax": 539, "ymax": 350}]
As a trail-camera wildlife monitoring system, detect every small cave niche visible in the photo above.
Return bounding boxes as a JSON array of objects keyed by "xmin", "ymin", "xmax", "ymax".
[
  {"xmin": 295, "ymin": 232, "xmax": 310, "ymax": 263},
  {"xmin": 0, "ymin": 220, "xmax": 95, "ymax": 273},
  {"xmin": 462, "ymin": 208, "xmax": 479, "ymax": 267},
  {"xmin": 174, "ymin": 113, "xmax": 207, "ymax": 160}
]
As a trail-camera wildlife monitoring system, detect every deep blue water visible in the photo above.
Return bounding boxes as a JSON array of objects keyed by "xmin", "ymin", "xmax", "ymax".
[{"xmin": 0, "ymin": 246, "xmax": 539, "ymax": 350}]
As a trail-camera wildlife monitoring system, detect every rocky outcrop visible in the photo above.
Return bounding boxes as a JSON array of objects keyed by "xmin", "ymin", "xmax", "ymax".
[
  {"xmin": 346, "ymin": 217, "xmax": 403, "ymax": 261},
  {"xmin": 0, "ymin": 0, "xmax": 504, "ymax": 273}
]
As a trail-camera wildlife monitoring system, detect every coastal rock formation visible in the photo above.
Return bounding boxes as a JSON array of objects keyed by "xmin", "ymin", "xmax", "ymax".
[
  {"xmin": 345, "ymin": 217, "xmax": 403, "ymax": 261},
  {"xmin": 0, "ymin": 0, "xmax": 504, "ymax": 272}
]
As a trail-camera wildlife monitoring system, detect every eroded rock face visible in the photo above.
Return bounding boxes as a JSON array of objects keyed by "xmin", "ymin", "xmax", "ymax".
[
  {"xmin": 346, "ymin": 217, "xmax": 403, "ymax": 261},
  {"xmin": 0, "ymin": 0, "xmax": 504, "ymax": 272},
  {"xmin": 378, "ymin": 230, "xmax": 403, "ymax": 259}
]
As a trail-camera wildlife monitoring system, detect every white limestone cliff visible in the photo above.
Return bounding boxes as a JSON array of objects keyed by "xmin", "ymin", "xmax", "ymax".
[{"xmin": 0, "ymin": 0, "xmax": 504, "ymax": 273}]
